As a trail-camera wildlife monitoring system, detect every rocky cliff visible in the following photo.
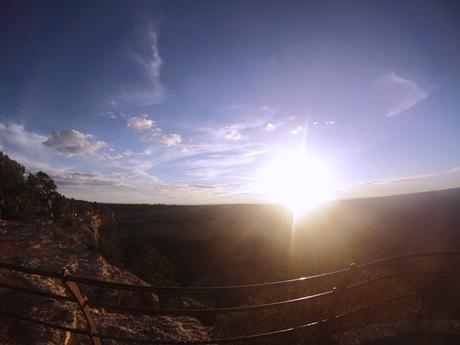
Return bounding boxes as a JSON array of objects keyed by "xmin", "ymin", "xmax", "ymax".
[{"xmin": 0, "ymin": 217, "xmax": 210, "ymax": 345}]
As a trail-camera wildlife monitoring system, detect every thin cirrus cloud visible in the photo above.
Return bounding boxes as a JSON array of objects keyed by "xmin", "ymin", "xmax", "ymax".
[
  {"xmin": 200, "ymin": 105, "xmax": 281, "ymax": 142},
  {"xmin": 11, "ymin": 20, "xmax": 165, "ymax": 117},
  {"xmin": 52, "ymin": 171, "xmax": 134, "ymax": 189},
  {"xmin": 346, "ymin": 166, "xmax": 460, "ymax": 198},
  {"xmin": 375, "ymin": 71, "xmax": 430, "ymax": 117},
  {"xmin": 178, "ymin": 143, "xmax": 270, "ymax": 180},
  {"xmin": 217, "ymin": 118, "xmax": 279, "ymax": 141},
  {"xmin": 118, "ymin": 24, "xmax": 165, "ymax": 107},
  {"xmin": 52, "ymin": 168, "xmax": 246, "ymax": 204},
  {"xmin": 88, "ymin": 22, "xmax": 165, "ymax": 111}
]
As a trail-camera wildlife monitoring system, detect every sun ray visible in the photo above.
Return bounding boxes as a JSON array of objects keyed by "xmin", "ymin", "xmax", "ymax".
[{"xmin": 258, "ymin": 149, "xmax": 336, "ymax": 218}]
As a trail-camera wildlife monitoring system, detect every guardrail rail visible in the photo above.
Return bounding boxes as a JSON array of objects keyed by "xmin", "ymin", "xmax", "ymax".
[{"xmin": 1, "ymin": 251, "xmax": 459, "ymax": 344}]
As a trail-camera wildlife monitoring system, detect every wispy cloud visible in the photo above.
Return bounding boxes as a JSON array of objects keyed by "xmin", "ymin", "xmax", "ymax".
[
  {"xmin": 100, "ymin": 111, "xmax": 119, "ymax": 119},
  {"xmin": 216, "ymin": 117, "xmax": 278, "ymax": 141},
  {"xmin": 346, "ymin": 166, "xmax": 460, "ymax": 198},
  {"xmin": 194, "ymin": 105, "xmax": 282, "ymax": 142},
  {"xmin": 290, "ymin": 125, "xmax": 307, "ymax": 135},
  {"xmin": 220, "ymin": 125, "xmax": 243, "ymax": 140},
  {"xmin": 126, "ymin": 114, "xmax": 182, "ymax": 147},
  {"xmin": 115, "ymin": 23, "xmax": 165, "ymax": 107},
  {"xmin": 178, "ymin": 144, "xmax": 269, "ymax": 180},
  {"xmin": 52, "ymin": 167, "xmax": 250, "ymax": 204},
  {"xmin": 377, "ymin": 71, "xmax": 430, "ymax": 117},
  {"xmin": 0, "ymin": 122, "xmax": 162, "ymax": 193},
  {"xmin": 52, "ymin": 171, "xmax": 135, "ymax": 189}
]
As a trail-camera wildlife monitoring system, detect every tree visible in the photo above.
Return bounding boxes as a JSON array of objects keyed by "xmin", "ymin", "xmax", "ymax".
[
  {"xmin": 26, "ymin": 171, "xmax": 58, "ymax": 215},
  {"xmin": 0, "ymin": 152, "xmax": 26, "ymax": 219},
  {"xmin": 0, "ymin": 152, "xmax": 63, "ymax": 220}
]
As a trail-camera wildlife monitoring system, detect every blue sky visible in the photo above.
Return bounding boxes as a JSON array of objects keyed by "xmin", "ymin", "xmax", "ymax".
[{"xmin": 1, "ymin": 0, "xmax": 460, "ymax": 203}]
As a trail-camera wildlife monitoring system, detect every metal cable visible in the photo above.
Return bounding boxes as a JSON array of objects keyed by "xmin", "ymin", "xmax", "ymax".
[{"xmin": 89, "ymin": 290, "xmax": 334, "ymax": 316}]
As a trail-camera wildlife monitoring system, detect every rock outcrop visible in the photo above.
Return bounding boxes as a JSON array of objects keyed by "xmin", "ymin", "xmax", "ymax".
[{"xmin": 0, "ymin": 218, "xmax": 210, "ymax": 345}]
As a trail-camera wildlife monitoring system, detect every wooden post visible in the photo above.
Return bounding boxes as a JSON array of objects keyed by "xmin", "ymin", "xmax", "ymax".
[{"xmin": 61, "ymin": 269, "xmax": 102, "ymax": 345}]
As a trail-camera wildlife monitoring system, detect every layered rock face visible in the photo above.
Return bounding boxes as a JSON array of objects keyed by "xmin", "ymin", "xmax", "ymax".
[{"xmin": 0, "ymin": 218, "xmax": 210, "ymax": 345}]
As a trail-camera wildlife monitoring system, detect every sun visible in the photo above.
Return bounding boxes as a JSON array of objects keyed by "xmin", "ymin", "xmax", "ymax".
[{"xmin": 258, "ymin": 150, "xmax": 336, "ymax": 217}]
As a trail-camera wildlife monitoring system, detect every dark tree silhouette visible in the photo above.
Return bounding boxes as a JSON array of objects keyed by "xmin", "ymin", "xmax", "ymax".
[{"xmin": 0, "ymin": 151, "xmax": 66, "ymax": 220}]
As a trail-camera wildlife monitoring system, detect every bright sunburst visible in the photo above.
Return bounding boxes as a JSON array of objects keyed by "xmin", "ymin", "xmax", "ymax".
[{"xmin": 258, "ymin": 150, "xmax": 336, "ymax": 217}]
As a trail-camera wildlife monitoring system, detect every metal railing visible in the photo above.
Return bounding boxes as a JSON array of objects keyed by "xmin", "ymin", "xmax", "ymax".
[{"xmin": 1, "ymin": 251, "xmax": 459, "ymax": 344}]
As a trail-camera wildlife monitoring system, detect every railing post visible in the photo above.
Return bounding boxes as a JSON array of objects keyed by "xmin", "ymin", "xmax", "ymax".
[{"xmin": 61, "ymin": 269, "xmax": 102, "ymax": 345}]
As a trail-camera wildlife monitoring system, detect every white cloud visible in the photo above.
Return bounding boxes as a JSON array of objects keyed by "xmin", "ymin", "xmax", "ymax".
[
  {"xmin": 126, "ymin": 114, "xmax": 182, "ymax": 147},
  {"xmin": 127, "ymin": 115, "xmax": 156, "ymax": 131},
  {"xmin": 220, "ymin": 125, "xmax": 242, "ymax": 140},
  {"xmin": 0, "ymin": 122, "xmax": 194, "ymax": 202},
  {"xmin": 43, "ymin": 129, "xmax": 107, "ymax": 156},
  {"xmin": 161, "ymin": 133, "xmax": 182, "ymax": 146},
  {"xmin": 0, "ymin": 122, "xmax": 262, "ymax": 203},
  {"xmin": 290, "ymin": 125, "xmax": 306, "ymax": 135},
  {"xmin": 0, "ymin": 122, "xmax": 47, "ymax": 154},
  {"xmin": 0, "ymin": 122, "xmax": 59, "ymax": 172},
  {"xmin": 201, "ymin": 105, "xmax": 282, "ymax": 141},
  {"xmin": 216, "ymin": 117, "xmax": 277, "ymax": 141},
  {"xmin": 377, "ymin": 71, "xmax": 430, "ymax": 117},
  {"xmin": 101, "ymin": 111, "xmax": 119, "ymax": 119}
]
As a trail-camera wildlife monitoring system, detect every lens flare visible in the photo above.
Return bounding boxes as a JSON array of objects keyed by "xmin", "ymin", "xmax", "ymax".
[{"xmin": 258, "ymin": 150, "xmax": 336, "ymax": 217}]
